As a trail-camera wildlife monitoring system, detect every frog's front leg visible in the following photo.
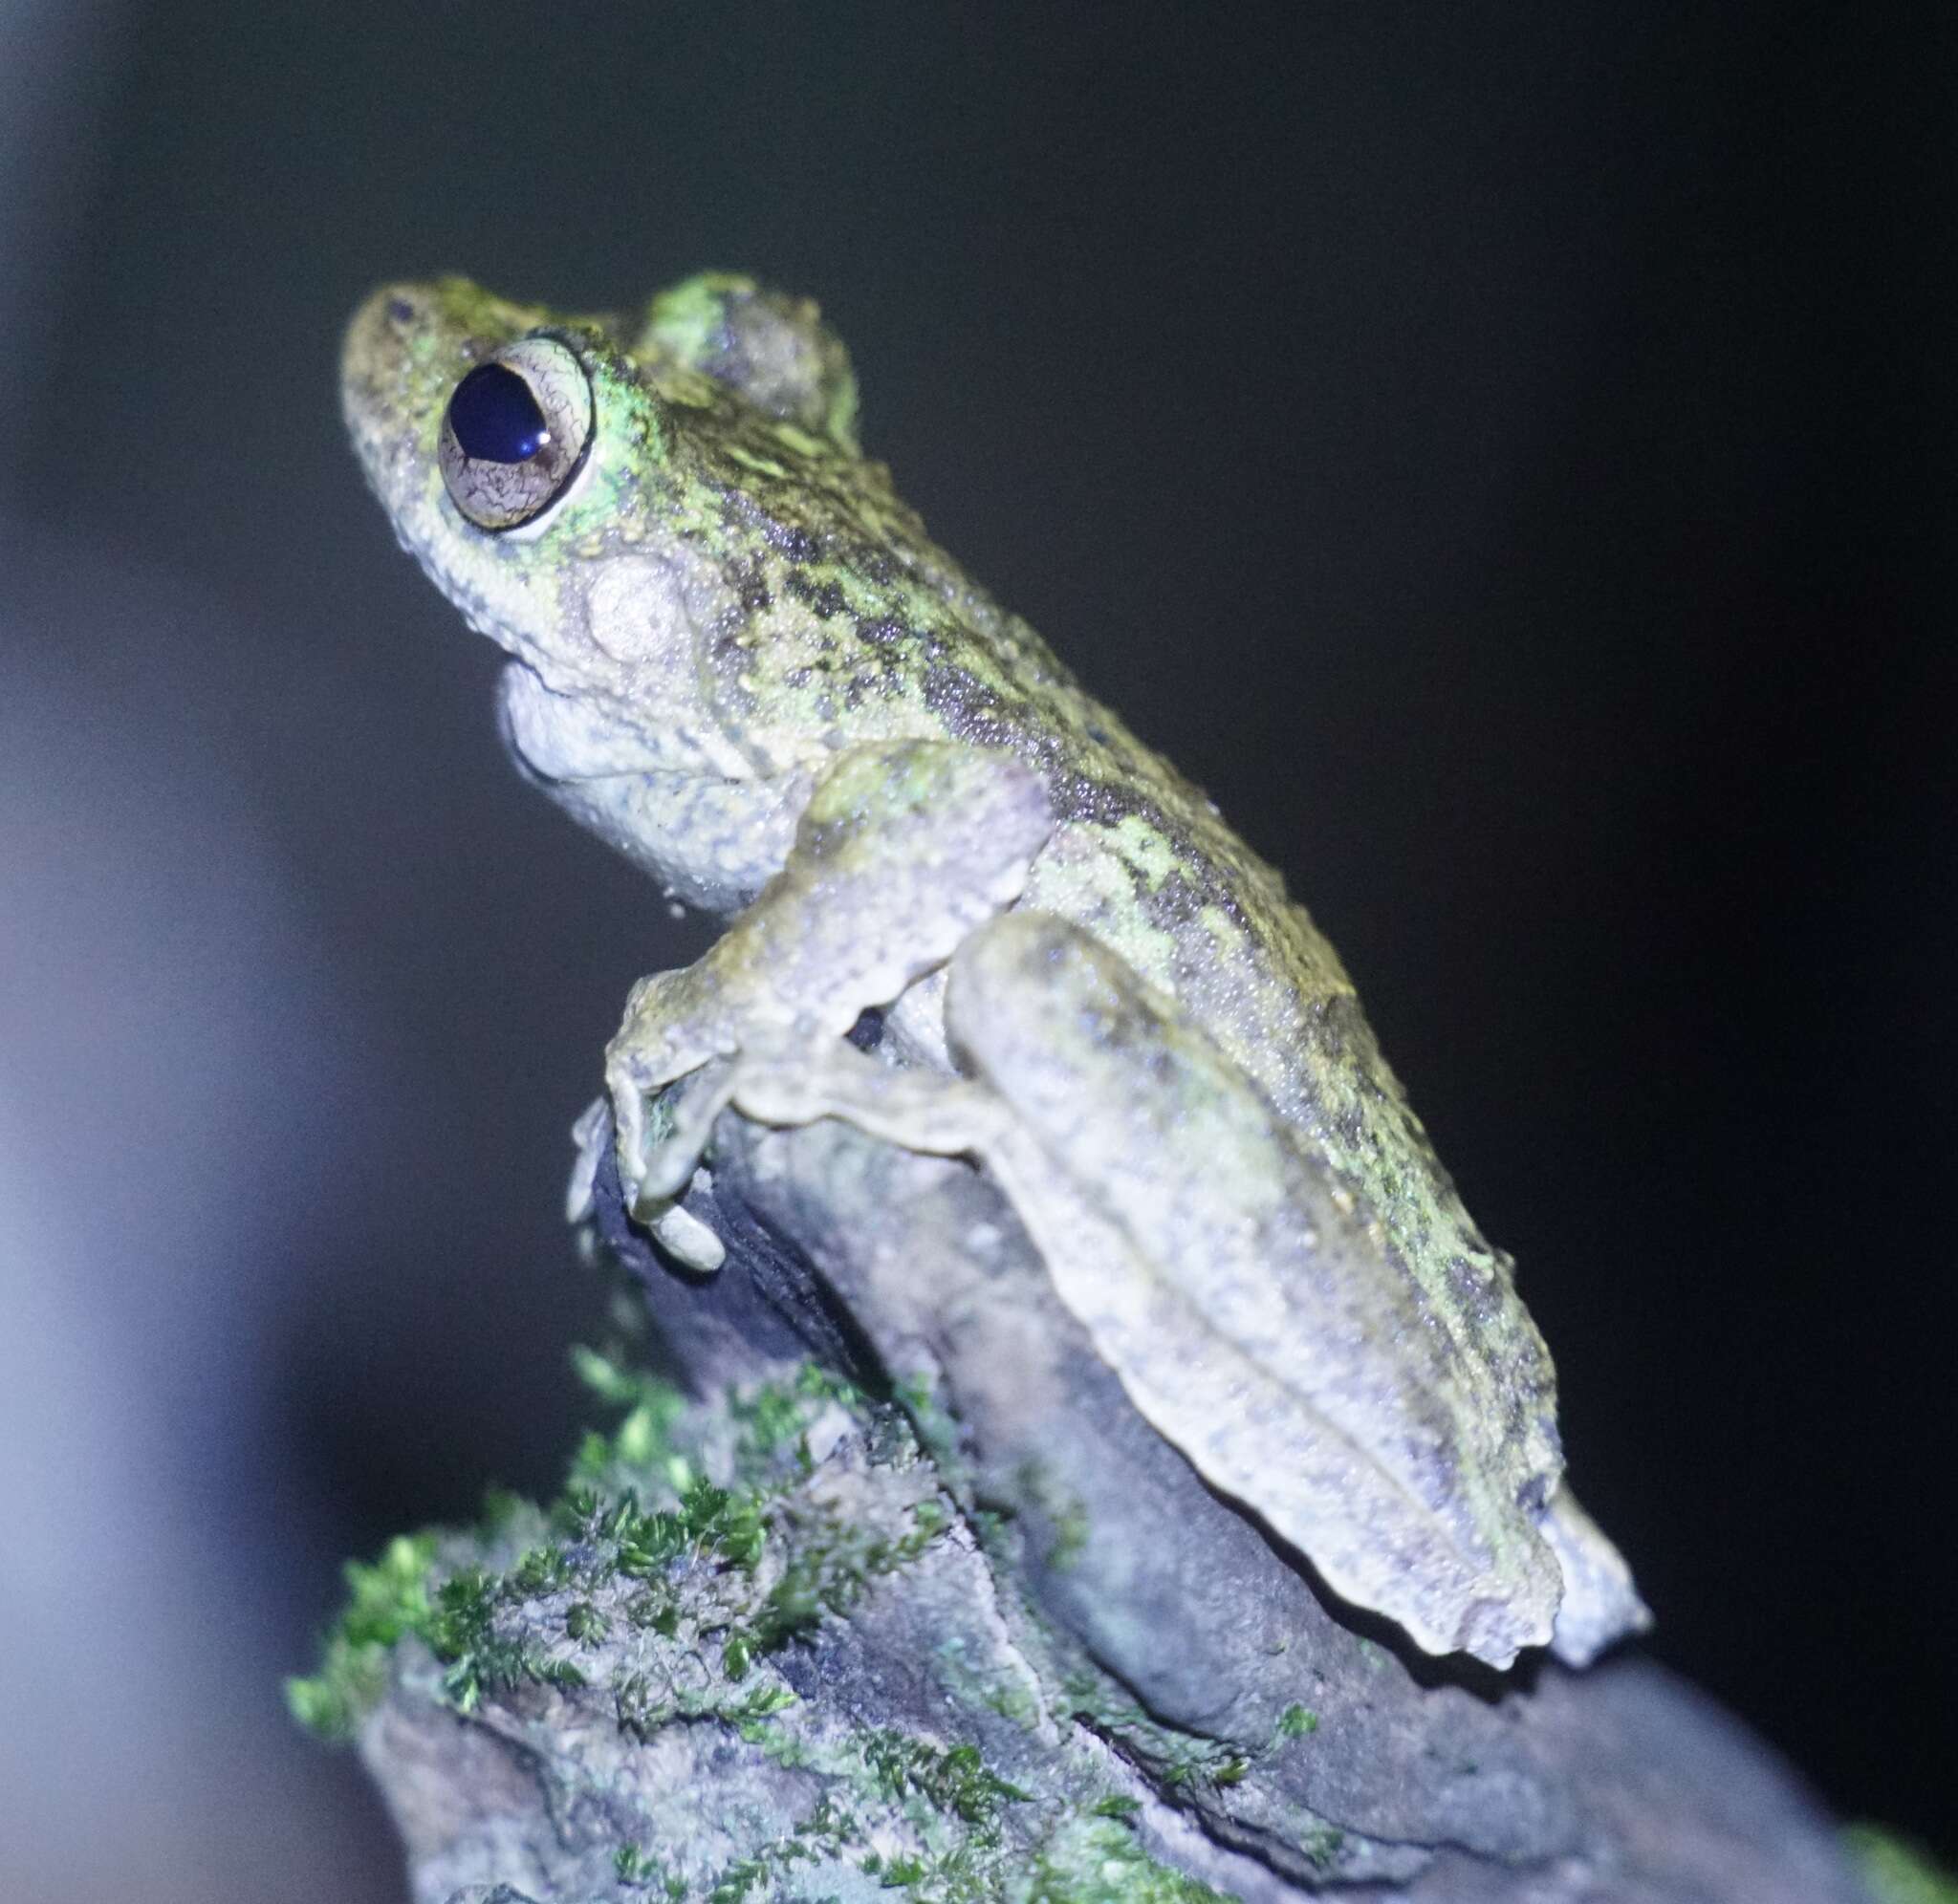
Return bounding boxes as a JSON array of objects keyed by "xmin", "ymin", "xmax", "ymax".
[{"xmin": 601, "ymin": 739, "xmax": 1054, "ymax": 1235}]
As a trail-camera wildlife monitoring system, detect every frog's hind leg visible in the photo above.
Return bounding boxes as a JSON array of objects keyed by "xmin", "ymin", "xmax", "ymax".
[{"xmin": 723, "ymin": 908, "xmax": 1573, "ymax": 1668}]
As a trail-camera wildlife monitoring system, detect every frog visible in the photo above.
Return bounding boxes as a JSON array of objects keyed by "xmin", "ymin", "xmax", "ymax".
[{"xmin": 341, "ymin": 271, "xmax": 1647, "ymax": 1672}]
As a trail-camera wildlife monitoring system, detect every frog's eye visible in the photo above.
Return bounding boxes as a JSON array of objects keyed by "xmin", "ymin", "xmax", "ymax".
[{"xmin": 438, "ymin": 336, "xmax": 594, "ymax": 531}]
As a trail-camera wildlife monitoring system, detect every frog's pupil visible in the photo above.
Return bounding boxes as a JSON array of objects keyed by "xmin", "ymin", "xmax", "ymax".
[{"xmin": 448, "ymin": 362, "xmax": 551, "ymax": 464}]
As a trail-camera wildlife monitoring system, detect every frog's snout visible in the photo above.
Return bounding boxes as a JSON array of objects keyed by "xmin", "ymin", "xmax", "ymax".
[
  {"xmin": 340, "ymin": 287, "xmax": 406, "ymax": 488},
  {"xmin": 340, "ymin": 282, "xmax": 429, "ymax": 451}
]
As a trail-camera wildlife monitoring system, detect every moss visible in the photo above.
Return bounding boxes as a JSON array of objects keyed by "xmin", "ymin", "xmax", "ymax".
[
  {"xmin": 291, "ymin": 1351, "xmax": 1265, "ymax": 1897},
  {"xmin": 1013, "ymin": 1460, "xmax": 1091, "ymax": 1572},
  {"xmin": 859, "ymin": 1730, "xmax": 1032, "ymax": 1839},
  {"xmin": 565, "ymin": 1346, "xmax": 690, "ymax": 1495},
  {"xmin": 400, "ymin": 1358, "xmax": 946, "ymax": 1744},
  {"xmin": 430, "ymin": 1560, "xmax": 589, "ymax": 1715},
  {"xmin": 891, "ymin": 1367, "xmax": 967, "ymax": 1472},
  {"xmin": 1848, "ymin": 1826, "xmax": 1958, "ymax": 1904},
  {"xmin": 289, "ymin": 1352, "xmax": 840, "ymax": 1741},
  {"xmin": 285, "ymin": 1532, "xmax": 435, "ymax": 1741},
  {"xmin": 703, "ymin": 1789, "xmax": 863, "ymax": 1902},
  {"xmin": 754, "ymin": 1490, "xmax": 953, "ymax": 1652},
  {"xmin": 728, "ymin": 1361, "xmax": 865, "ymax": 1466},
  {"xmin": 614, "ymin": 1842, "xmax": 685, "ymax": 1895},
  {"xmin": 1055, "ymin": 1671, "xmax": 1251, "ymax": 1802},
  {"xmin": 564, "ymin": 1599, "xmax": 608, "ymax": 1643},
  {"xmin": 1015, "ymin": 1818, "xmax": 1233, "ymax": 1903}
]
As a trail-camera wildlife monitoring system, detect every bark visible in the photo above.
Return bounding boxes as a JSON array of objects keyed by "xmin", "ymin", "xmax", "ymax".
[{"xmin": 314, "ymin": 1109, "xmax": 1875, "ymax": 1903}]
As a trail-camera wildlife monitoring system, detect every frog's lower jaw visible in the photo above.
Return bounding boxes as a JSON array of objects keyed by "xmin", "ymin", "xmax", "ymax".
[{"xmin": 497, "ymin": 660, "xmax": 805, "ymax": 912}]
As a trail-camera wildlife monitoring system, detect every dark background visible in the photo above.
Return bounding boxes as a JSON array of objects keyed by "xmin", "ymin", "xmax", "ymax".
[{"xmin": 1, "ymin": 4, "xmax": 1950, "ymax": 1897}]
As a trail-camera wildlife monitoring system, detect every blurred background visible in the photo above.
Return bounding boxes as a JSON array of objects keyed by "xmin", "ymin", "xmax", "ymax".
[{"xmin": 1, "ymin": 4, "xmax": 1950, "ymax": 1897}]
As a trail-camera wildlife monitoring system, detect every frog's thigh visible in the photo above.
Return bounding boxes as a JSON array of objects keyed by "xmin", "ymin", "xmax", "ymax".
[
  {"xmin": 606, "ymin": 740, "xmax": 1052, "ymax": 1211},
  {"xmin": 943, "ymin": 909, "xmax": 1563, "ymax": 1666}
]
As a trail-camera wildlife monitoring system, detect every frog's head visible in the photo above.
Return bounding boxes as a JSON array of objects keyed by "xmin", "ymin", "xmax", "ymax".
[{"xmin": 343, "ymin": 273, "xmax": 876, "ymax": 903}]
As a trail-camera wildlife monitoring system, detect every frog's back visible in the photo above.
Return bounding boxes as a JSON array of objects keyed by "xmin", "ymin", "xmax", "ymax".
[
  {"xmin": 697, "ymin": 424, "xmax": 1560, "ymax": 1497},
  {"xmin": 1004, "ymin": 690, "xmax": 1564, "ymax": 1503}
]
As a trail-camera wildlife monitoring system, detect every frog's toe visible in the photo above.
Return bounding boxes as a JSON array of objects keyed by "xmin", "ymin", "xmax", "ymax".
[
  {"xmin": 565, "ymin": 1094, "xmax": 728, "ymax": 1276},
  {"xmin": 609, "ymin": 1058, "xmax": 741, "ymax": 1216},
  {"xmin": 649, "ymin": 1178, "xmax": 728, "ymax": 1274},
  {"xmin": 565, "ymin": 1094, "xmax": 612, "ymax": 1224}
]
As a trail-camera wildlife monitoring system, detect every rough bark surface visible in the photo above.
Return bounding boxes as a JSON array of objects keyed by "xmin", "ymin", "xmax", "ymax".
[{"xmin": 325, "ymin": 1109, "xmax": 1872, "ymax": 1903}]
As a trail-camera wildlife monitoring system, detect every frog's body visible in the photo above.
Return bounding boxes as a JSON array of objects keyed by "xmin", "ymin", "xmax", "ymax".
[{"xmin": 343, "ymin": 273, "xmax": 1645, "ymax": 1671}]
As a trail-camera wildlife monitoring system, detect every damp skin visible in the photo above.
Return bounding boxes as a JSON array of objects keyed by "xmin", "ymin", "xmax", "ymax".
[{"xmin": 342, "ymin": 271, "xmax": 1647, "ymax": 1670}]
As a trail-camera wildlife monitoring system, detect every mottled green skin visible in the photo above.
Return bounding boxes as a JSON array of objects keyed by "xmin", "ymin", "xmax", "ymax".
[{"xmin": 342, "ymin": 274, "xmax": 1641, "ymax": 1666}]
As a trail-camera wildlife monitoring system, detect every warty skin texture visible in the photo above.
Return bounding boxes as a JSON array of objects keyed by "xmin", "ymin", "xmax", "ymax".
[{"xmin": 342, "ymin": 273, "xmax": 1643, "ymax": 1667}]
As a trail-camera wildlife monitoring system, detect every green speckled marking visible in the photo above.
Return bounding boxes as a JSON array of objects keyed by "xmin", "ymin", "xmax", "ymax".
[{"xmin": 342, "ymin": 270, "xmax": 1644, "ymax": 1671}]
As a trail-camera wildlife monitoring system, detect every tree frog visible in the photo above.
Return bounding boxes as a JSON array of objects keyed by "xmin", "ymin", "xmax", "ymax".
[{"xmin": 342, "ymin": 273, "xmax": 1646, "ymax": 1671}]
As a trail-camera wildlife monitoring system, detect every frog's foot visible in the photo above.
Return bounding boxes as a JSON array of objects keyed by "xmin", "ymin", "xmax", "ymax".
[
  {"xmin": 568, "ymin": 1093, "xmax": 728, "ymax": 1273},
  {"xmin": 612, "ymin": 1029, "xmax": 964, "ymax": 1232},
  {"xmin": 607, "ymin": 1050, "xmax": 752, "ymax": 1220},
  {"xmin": 642, "ymin": 1172, "xmax": 728, "ymax": 1273}
]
